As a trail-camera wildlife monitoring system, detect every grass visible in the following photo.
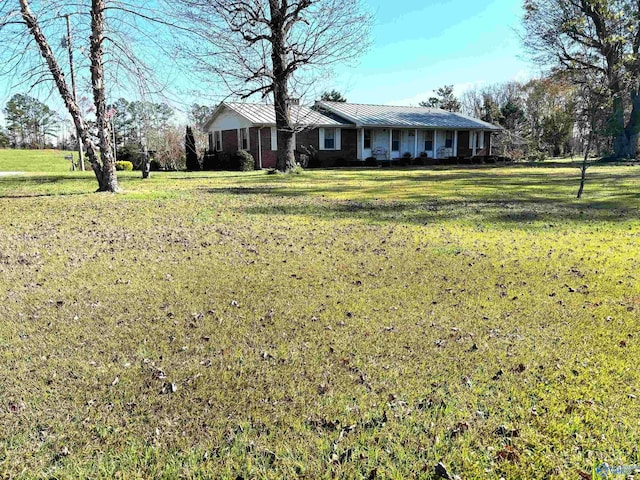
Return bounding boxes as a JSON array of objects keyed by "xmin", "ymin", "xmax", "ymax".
[
  {"xmin": 1, "ymin": 148, "xmax": 640, "ymax": 478},
  {"xmin": 0, "ymin": 148, "xmax": 77, "ymax": 173}
]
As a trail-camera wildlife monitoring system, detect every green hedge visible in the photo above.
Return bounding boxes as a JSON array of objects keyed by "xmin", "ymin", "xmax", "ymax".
[{"xmin": 115, "ymin": 161, "xmax": 133, "ymax": 171}]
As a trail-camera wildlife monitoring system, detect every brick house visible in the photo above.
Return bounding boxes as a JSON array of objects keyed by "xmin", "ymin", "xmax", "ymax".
[{"xmin": 204, "ymin": 101, "xmax": 501, "ymax": 168}]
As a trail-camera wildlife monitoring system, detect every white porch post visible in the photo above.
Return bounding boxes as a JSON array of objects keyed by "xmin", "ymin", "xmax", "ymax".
[
  {"xmin": 472, "ymin": 131, "xmax": 477, "ymax": 157},
  {"xmin": 453, "ymin": 130, "xmax": 458, "ymax": 157},
  {"xmin": 433, "ymin": 130, "xmax": 438, "ymax": 159},
  {"xmin": 360, "ymin": 128, "xmax": 365, "ymax": 160},
  {"xmin": 388, "ymin": 129, "xmax": 392, "ymax": 159},
  {"xmin": 414, "ymin": 129, "xmax": 418, "ymax": 157}
]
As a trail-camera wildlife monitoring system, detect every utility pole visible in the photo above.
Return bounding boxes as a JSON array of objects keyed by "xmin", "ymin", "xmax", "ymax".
[{"xmin": 65, "ymin": 14, "xmax": 85, "ymax": 171}]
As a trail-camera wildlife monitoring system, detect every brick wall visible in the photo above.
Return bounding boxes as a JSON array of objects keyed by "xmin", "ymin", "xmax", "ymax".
[{"xmin": 294, "ymin": 128, "xmax": 358, "ymax": 167}]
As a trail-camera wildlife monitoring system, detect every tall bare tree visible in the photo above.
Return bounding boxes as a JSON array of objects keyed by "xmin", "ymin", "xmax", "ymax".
[
  {"xmin": 1, "ymin": 1, "xmax": 185, "ymax": 190},
  {"xmin": 15, "ymin": 0, "xmax": 119, "ymax": 191},
  {"xmin": 522, "ymin": 0, "xmax": 640, "ymax": 159},
  {"xmin": 175, "ymin": 0, "xmax": 371, "ymax": 172}
]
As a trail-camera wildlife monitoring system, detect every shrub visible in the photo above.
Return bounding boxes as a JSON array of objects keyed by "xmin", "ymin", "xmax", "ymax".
[
  {"xmin": 117, "ymin": 143, "xmax": 142, "ymax": 166},
  {"xmin": 115, "ymin": 161, "xmax": 133, "ymax": 171},
  {"xmin": 403, "ymin": 152, "xmax": 412, "ymax": 159},
  {"xmin": 234, "ymin": 150, "xmax": 255, "ymax": 171},
  {"xmin": 364, "ymin": 156, "xmax": 377, "ymax": 167},
  {"xmin": 299, "ymin": 145, "xmax": 320, "ymax": 168},
  {"xmin": 202, "ymin": 149, "xmax": 217, "ymax": 170},
  {"xmin": 185, "ymin": 126, "xmax": 200, "ymax": 171},
  {"xmin": 527, "ymin": 150, "xmax": 546, "ymax": 162}
]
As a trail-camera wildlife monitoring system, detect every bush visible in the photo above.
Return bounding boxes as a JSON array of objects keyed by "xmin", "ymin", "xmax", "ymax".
[
  {"xmin": 115, "ymin": 161, "xmax": 133, "ymax": 171},
  {"xmin": 202, "ymin": 149, "xmax": 217, "ymax": 170},
  {"xmin": 527, "ymin": 150, "xmax": 546, "ymax": 162},
  {"xmin": 364, "ymin": 156, "xmax": 378, "ymax": 167},
  {"xmin": 117, "ymin": 143, "xmax": 141, "ymax": 166},
  {"xmin": 185, "ymin": 126, "xmax": 200, "ymax": 171},
  {"xmin": 234, "ymin": 150, "xmax": 255, "ymax": 171}
]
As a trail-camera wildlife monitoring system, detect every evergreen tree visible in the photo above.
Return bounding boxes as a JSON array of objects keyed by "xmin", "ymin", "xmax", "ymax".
[{"xmin": 185, "ymin": 126, "xmax": 199, "ymax": 171}]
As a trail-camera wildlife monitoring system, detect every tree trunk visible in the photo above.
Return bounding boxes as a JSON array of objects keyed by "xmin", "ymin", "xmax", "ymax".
[
  {"xmin": 269, "ymin": 0, "xmax": 297, "ymax": 172},
  {"xmin": 90, "ymin": 0, "xmax": 120, "ymax": 192},
  {"xmin": 19, "ymin": 0, "xmax": 119, "ymax": 192}
]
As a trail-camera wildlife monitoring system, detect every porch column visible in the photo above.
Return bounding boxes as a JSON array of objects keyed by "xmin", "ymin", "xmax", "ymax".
[
  {"xmin": 388, "ymin": 129, "xmax": 392, "ymax": 160},
  {"xmin": 472, "ymin": 131, "xmax": 477, "ymax": 157},
  {"xmin": 433, "ymin": 130, "xmax": 438, "ymax": 159},
  {"xmin": 414, "ymin": 129, "xmax": 418, "ymax": 157},
  {"xmin": 360, "ymin": 128, "xmax": 365, "ymax": 160},
  {"xmin": 453, "ymin": 130, "xmax": 458, "ymax": 157}
]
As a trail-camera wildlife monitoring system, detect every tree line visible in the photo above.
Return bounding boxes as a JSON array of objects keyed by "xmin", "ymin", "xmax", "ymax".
[{"xmin": 2, "ymin": 93, "xmax": 59, "ymax": 149}]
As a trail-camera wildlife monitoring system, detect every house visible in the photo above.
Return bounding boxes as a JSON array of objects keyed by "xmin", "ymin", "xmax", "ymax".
[{"xmin": 204, "ymin": 101, "xmax": 501, "ymax": 168}]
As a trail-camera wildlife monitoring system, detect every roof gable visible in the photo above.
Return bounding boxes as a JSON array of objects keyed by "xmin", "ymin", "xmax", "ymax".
[{"xmin": 204, "ymin": 102, "xmax": 353, "ymax": 130}]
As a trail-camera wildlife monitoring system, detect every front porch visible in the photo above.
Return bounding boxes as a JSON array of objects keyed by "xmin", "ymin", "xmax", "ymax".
[{"xmin": 356, "ymin": 128, "xmax": 490, "ymax": 161}]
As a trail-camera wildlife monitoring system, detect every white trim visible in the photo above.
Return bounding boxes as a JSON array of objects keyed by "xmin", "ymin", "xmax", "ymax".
[
  {"xmin": 319, "ymin": 127, "xmax": 340, "ymax": 151},
  {"xmin": 270, "ymin": 127, "xmax": 277, "ymax": 151}
]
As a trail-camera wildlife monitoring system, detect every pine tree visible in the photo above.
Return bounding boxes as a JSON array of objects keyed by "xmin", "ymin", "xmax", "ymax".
[{"xmin": 185, "ymin": 126, "xmax": 199, "ymax": 171}]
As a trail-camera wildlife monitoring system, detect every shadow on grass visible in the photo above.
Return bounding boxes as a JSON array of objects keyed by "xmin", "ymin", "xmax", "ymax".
[{"xmin": 0, "ymin": 174, "xmax": 97, "ymax": 198}]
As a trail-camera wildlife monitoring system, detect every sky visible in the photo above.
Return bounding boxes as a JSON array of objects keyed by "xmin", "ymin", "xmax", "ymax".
[
  {"xmin": 330, "ymin": 0, "xmax": 539, "ymax": 105},
  {"xmin": 0, "ymin": 0, "xmax": 538, "ymax": 127}
]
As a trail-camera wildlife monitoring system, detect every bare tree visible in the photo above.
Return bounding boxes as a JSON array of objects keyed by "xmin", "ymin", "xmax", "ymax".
[
  {"xmin": 1, "ymin": 1, "xmax": 187, "ymax": 190},
  {"xmin": 174, "ymin": 0, "xmax": 371, "ymax": 172},
  {"xmin": 522, "ymin": 0, "xmax": 640, "ymax": 159}
]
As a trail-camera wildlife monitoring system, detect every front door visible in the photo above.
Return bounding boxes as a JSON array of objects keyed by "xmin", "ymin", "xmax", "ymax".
[
  {"xmin": 391, "ymin": 130, "xmax": 401, "ymax": 159},
  {"xmin": 362, "ymin": 129, "xmax": 372, "ymax": 159}
]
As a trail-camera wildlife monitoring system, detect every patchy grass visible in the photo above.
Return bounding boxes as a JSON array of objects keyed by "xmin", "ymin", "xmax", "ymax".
[{"xmin": 1, "ymin": 156, "xmax": 640, "ymax": 479}]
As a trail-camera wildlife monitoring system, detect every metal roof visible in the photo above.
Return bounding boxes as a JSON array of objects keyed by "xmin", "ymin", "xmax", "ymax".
[
  {"xmin": 315, "ymin": 101, "xmax": 502, "ymax": 130},
  {"xmin": 212, "ymin": 102, "xmax": 353, "ymax": 128}
]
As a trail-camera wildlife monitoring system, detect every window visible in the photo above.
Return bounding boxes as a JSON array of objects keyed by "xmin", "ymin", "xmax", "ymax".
[
  {"xmin": 320, "ymin": 128, "xmax": 340, "ymax": 150},
  {"xmin": 423, "ymin": 131, "xmax": 434, "ymax": 151},
  {"xmin": 271, "ymin": 127, "xmax": 277, "ymax": 151},
  {"xmin": 324, "ymin": 128, "xmax": 335, "ymax": 149},
  {"xmin": 391, "ymin": 130, "xmax": 400, "ymax": 152},
  {"xmin": 214, "ymin": 131, "xmax": 222, "ymax": 152},
  {"xmin": 477, "ymin": 132, "xmax": 485, "ymax": 149},
  {"xmin": 239, "ymin": 128, "xmax": 249, "ymax": 150},
  {"xmin": 445, "ymin": 131, "xmax": 454, "ymax": 149},
  {"xmin": 364, "ymin": 130, "xmax": 371, "ymax": 149},
  {"xmin": 208, "ymin": 132, "xmax": 214, "ymax": 152}
]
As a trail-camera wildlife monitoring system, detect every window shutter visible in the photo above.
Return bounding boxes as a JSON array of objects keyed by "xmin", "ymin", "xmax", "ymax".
[
  {"xmin": 271, "ymin": 127, "xmax": 277, "ymax": 150},
  {"xmin": 319, "ymin": 128, "xmax": 326, "ymax": 150},
  {"xmin": 335, "ymin": 129, "xmax": 341, "ymax": 150}
]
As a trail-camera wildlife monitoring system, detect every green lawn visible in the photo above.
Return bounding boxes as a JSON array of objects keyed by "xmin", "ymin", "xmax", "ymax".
[
  {"xmin": 0, "ymin": 148, "xmax": 78, "ymax": 173},
  {"xmin": 1, "ymin": 149, "xmax": 640, "ymax": 478}
]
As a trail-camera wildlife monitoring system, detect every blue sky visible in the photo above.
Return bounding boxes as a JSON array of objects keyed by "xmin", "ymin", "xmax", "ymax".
[
  {"xmin": 0, "ymin": 0, "xmax": 537, "ymax": 126},
  {"xmin": 331, "ymin": 0, "xmax": 538, "ymax": 105}
]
